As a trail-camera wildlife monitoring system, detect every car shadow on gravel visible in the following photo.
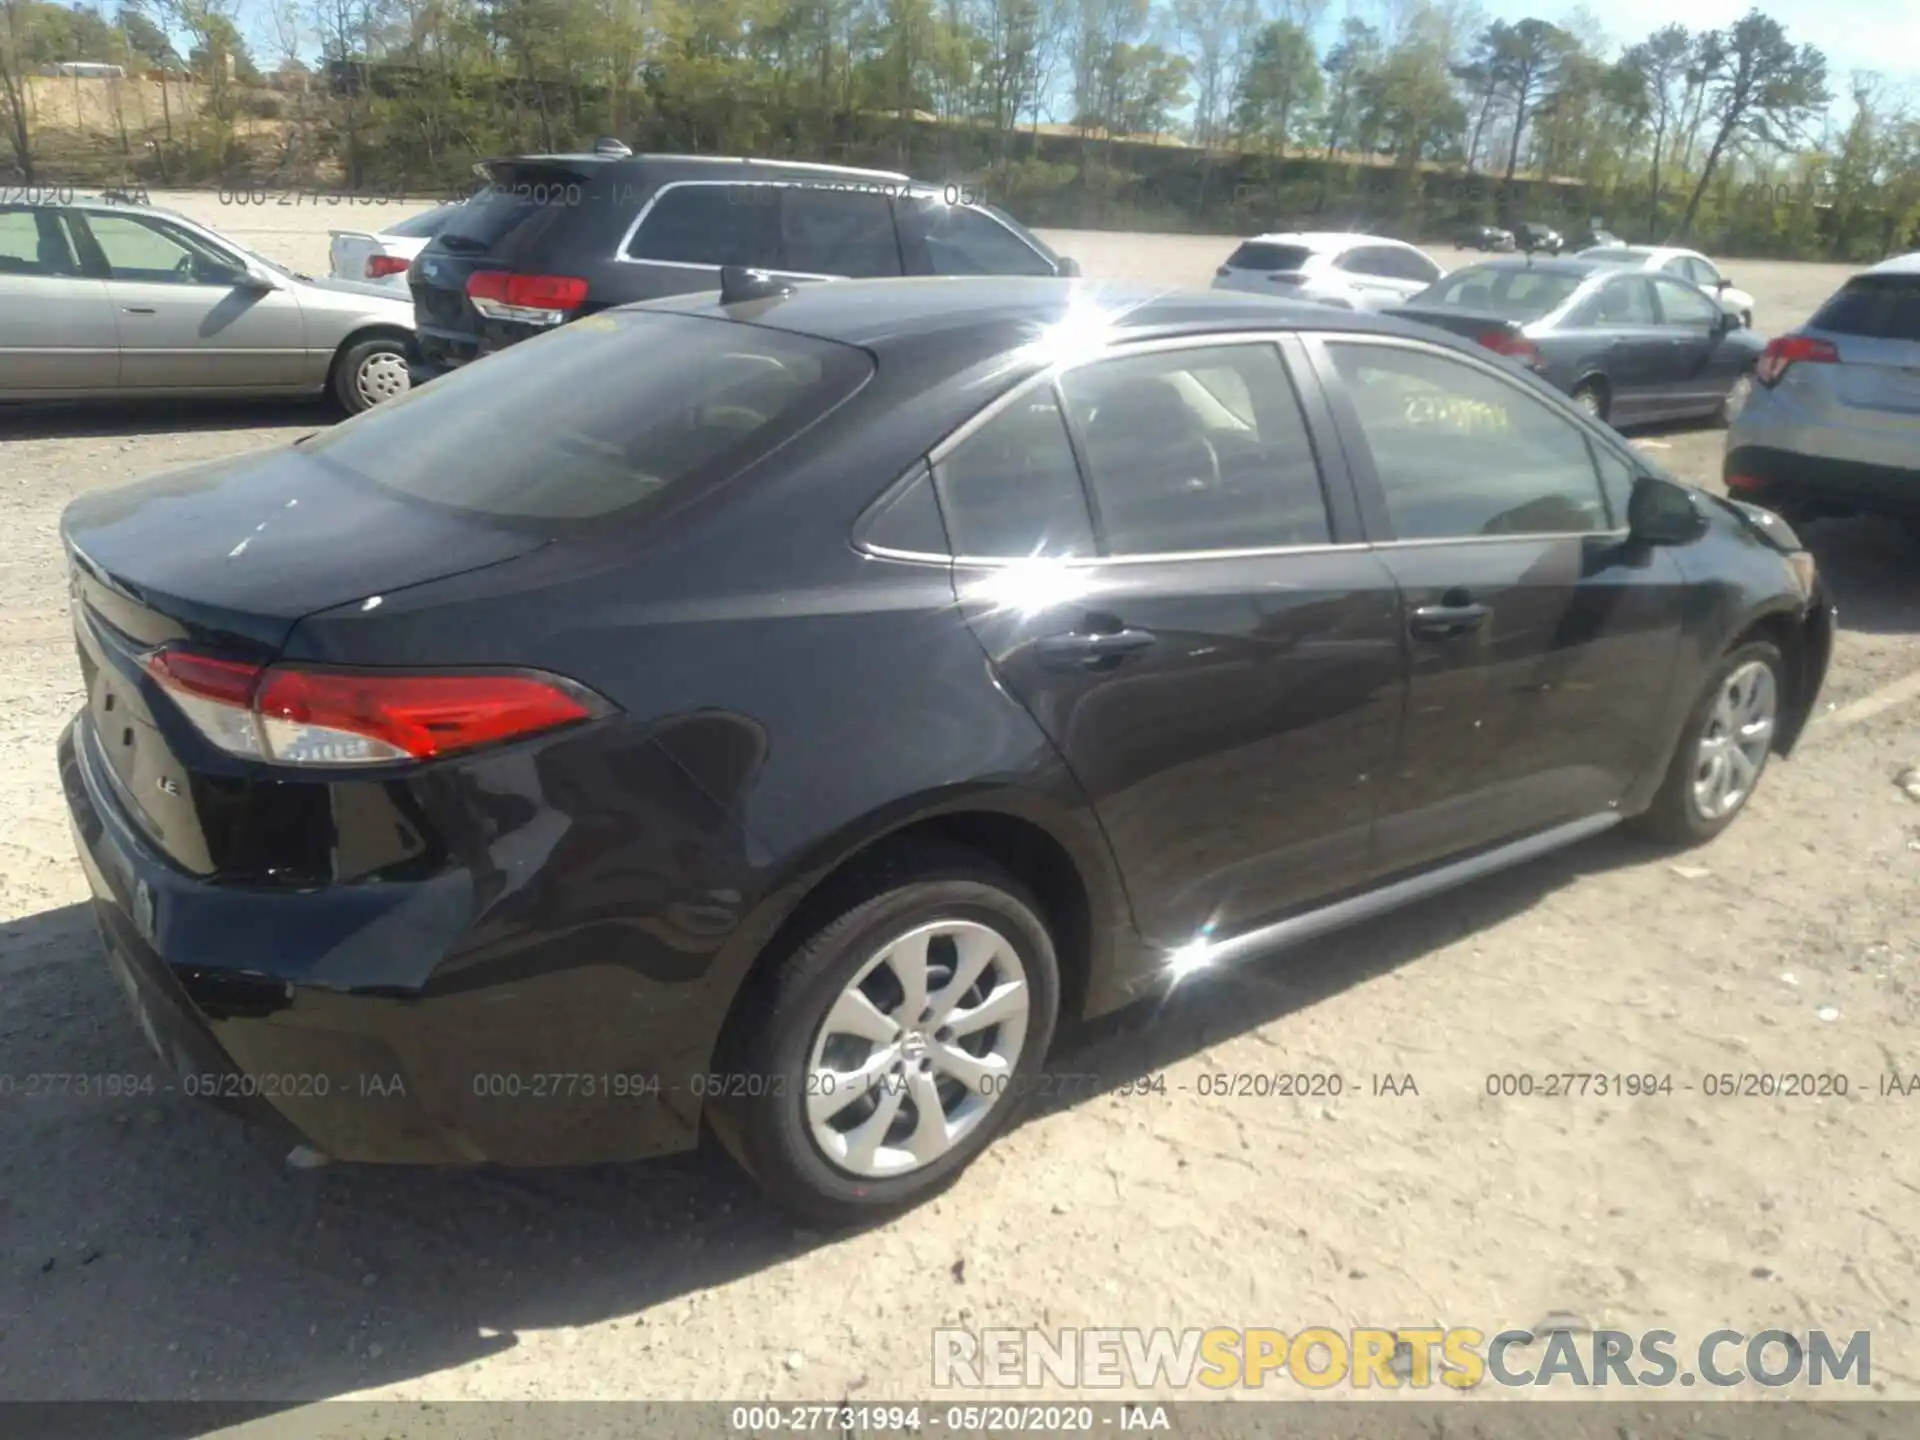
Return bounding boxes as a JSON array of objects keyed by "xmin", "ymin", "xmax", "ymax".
[
  {"xmin": 1043, "ymin": 828, "xmax": 1654, "ymax": 1105},
  {"xmin": 0, "ymin": 398, "xmax": 334, "ymax": 440},
  {"xmin": 2, "ymin": 831, "xmax": 1663, "ymax": 1420}
]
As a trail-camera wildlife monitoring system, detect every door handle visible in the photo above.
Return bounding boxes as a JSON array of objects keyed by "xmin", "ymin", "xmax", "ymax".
[
  {"xmin": 121, "ymin": 306, "xmax": 156, "ymax": 315},
  {"xmin": 1409, "ymin": 602, "xmax": 1491, "ymax": 639},
  {"xmin": 1035, "ymin": 627, "xmax": 1157, "ymax": 669}
]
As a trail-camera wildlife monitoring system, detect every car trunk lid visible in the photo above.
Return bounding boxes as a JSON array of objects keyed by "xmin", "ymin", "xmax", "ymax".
[{"xmin": 62, "ymin": 446, "xmax": 550, "ymax": 874}]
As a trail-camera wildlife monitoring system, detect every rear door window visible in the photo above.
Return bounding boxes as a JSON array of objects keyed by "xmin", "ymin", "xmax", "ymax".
[
  {"xmin": 297, "ymin": 311, "xmax": 873, "ymax": 523},
  {"xmin": 627, "ymin": 184, "xmax": 781, "ymax": 268},
  {"xmin": 1810, "ymin": 273, "xmax": 1920, "ymax": 340},
  {"xmin": 779, "ymin": 187, "xmax": 901, "ymax": 276}
]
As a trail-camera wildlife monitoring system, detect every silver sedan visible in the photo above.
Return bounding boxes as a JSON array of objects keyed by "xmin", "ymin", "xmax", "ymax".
[{"xmin": 0, "ymin": 196, "xmax": 414, "ymax": 414}]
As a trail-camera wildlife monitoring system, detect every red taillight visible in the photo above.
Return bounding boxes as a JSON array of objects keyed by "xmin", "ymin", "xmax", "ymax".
[
  {"xmin": 1755, "ymin": 334, "xmax": 1837, "ymax": 386},
  {"xmin": 144, "ymin": 649, "xmax": 606, "ymax": 767},
  {"xmin": 365, "ymin": 254, "xmax": 410, "ymax": 279},
  {"xmin": 1726, "ymin": 472, "xmax": 1762, "ymax": 491},
  {"xmin": 465, "ymin": 269, "xmax": 588, "ymax": 320},
  {"xmin": 147, "ymin": 650, "xmax": 261, "ymax": 705},
  {"xmin": 1477, "ymin": 329, "xmax": 1544, "ymax": 369}
]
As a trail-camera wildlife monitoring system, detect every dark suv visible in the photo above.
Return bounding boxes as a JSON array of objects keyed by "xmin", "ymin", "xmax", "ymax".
[{"xmin": 409, "ymin": 148, "xmax": 1079, "ymax": 378}]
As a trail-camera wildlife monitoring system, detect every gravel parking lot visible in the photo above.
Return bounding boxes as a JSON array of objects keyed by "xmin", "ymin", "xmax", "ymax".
[{"xmin": 3, "ymin": 195, "xmax": 1918, "ymax": 1419}]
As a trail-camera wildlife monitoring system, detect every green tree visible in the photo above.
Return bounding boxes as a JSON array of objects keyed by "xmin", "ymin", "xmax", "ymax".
[{"xmin": 1229, "ymin": 18, "xmax": 1319, "ymax": 153}]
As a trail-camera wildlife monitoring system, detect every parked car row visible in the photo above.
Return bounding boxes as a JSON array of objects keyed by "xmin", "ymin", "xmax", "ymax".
[{"xmin": 1209, "ymin": 232, "xmax": 1761, "ymax": 426}]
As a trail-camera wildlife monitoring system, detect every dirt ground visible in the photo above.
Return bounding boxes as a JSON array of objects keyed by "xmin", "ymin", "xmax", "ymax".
[{"xmin": 2, "ymin": 197, "xmax": 1919, "ymax": 1421}]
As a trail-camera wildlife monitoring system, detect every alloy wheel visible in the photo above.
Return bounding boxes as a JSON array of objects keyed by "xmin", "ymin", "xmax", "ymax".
[
  {"xmin": 354, "ymin": 350, "xmax": 411, "ymax": 409},
  {"xmin": 804, "ymin": 919, "xmax": 1031, "ymax": 1179},
  {"xmin": 1691, "ymin": 659, "xmax": 1777, "ymax": 821}
]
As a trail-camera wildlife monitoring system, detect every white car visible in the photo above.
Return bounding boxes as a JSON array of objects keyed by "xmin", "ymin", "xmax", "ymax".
[
  {"xmin": 1576, "ymin": 245, "xmax": 1756, "ymax": 328},
  {"xmin": 328, "ymin": 200, "xmax": 469, "ymax": 290},
  {"xmin": 1210, "ymin": 232, "xmax": 1446, "ymax": 311}
]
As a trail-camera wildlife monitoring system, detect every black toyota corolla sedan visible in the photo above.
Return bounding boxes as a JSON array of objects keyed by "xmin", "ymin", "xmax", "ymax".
[{"xmin": 59, "ymin": 275, "xmax": 1831, "ymax": 1223}]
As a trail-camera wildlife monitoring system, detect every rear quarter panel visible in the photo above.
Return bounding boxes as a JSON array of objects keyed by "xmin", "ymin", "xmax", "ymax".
[{"xmin": 282, "ymin": 370, "xmax": 1137, "ymax": 1085}]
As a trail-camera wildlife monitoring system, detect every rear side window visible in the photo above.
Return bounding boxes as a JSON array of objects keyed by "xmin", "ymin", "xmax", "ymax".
[
  {"xmin": 628, "ymin": 185, "xmax": 781, "ymax": 268},
  {"xmin": 934, "ymin": 390, "xmax": 1095, "ymax": 558},
  {"xmin": 298, "ymin": 312, "xmax": 872, "ymax": 523},
  {"xmin": 384, "ymin": 202, "xmax": 467, "ymax": 240},
  {"xmin": 1810, "ymin": 274, "xmax": 1920, "ymax": 340},
  {"xmin": 780, "ymin": 188, "xmax": 901, "ymax": 276},
  {"xmin": 1226, "ymin": 242, "xmax": 1311, "ymax": 272}
]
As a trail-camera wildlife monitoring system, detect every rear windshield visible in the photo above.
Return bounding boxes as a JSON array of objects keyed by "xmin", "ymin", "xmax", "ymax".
[
  {"xmin": 1415, "ymin": 266, "xmax": 1585, "ymax": 318},
  {"xmin": 1809, "ymin": 273, "xmax": 1920, "ymax": 340},
  {"xmin": 298, "ymin": 312, "xmax": 874, "ymax": 522},
  {"xmin": 383, "ymin": 201, "xmax": 467, "ymax": 239},
  {"xmin": 1226, "ymin": 242, "xmax": 1312, "ymax": 272},
  {"xmin": 433, "ymin": 165, "xmax": 600, "ymax": 253}
]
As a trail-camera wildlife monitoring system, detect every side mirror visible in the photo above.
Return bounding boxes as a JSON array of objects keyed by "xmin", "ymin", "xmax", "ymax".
[
  {"xmin": 1715, "ymin": 277, "xmax": 1732, "ymax": 291},
  {"xmin": 1627, "ymin": 474, "xmax": 1708, "ymax": 546},
  {"xmin": 1715, "ymin": 308, "xmax": 1739, "ymax": 334},
  {"xmin": 1057, "ymin": 256, "xmax": 1081, "ymax": 278}
]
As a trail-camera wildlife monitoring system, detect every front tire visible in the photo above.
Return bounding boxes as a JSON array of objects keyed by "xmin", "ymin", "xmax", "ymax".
[
  {"xmin": 1570, "ymin": 378, "xmax": 1609, "ymax": 422},
  {"xmin": 1629, "ymin": 641, "xmax": 1784, "ymax": 845},
  {"xmin": 333, "ymin": 335, "xmax": 412, "ymax": 415},
  {"xmin": 708, "ymin": 845, "xmax": 1062, "ymax": 1226}
]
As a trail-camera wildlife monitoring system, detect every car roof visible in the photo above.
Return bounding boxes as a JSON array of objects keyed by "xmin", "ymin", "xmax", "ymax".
[
  {"xmin": 1448, "ymin": 256, "xmax": 1609, "ymax": 278},
  {"xmin": 477, "ymin": 152, "xmax": 913, "ymax": 183},
  {"xmin": 1864, "ymin": 251, "xmax": 1920, "ymax": 275},
  {"xmin": 1243, "ymin": 231, "xmax": 1409, "ymax": 251},
  {"xmin": 636, "ymin": 276, "xmax": 1450, "ymax": 361}
]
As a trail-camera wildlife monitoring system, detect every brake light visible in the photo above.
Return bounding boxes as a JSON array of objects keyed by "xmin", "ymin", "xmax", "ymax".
[
  {"xmin": 144, "ymin": 650, "xmax": 609, "ymax": 766},
  {"xmin": 465, "ymin": 270, "xmax": 589, "ymax": 325},
  {"xmin": 365, "ymin": 254, "xmax": 410, "ymax": 279},
  {"xmin": 1755, "ymin": 334, "xmax": 1837, "ymax": 386},
  {"xmin": 1477, "ymin": 329, "xmax": 1544, "ymax": 369}
]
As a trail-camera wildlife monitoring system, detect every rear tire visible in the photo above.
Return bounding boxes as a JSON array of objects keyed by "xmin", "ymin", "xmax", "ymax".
[
  {"xmin": 1570, "ymin": 378, "xmax": 1609, "ymax": 422},
  {"xmin": 332, "ymin": 335, "xmax": 412, "ymax": 415},
  {"xmin": 1629, "ymin": 641, "xmax": 1785, "ymax": 846},
  {"xmin": 707, "ymin": 844, "xmax": 1062, "ymax": 1227}
]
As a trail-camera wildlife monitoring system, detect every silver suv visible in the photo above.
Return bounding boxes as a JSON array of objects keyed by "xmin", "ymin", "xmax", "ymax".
[{"xmin": 1724, "ymin": 252, "xmax": 1920, "ymax": 535}]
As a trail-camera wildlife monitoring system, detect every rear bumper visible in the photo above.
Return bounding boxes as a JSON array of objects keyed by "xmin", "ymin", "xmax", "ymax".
[
  {"xmin": 58, "ymin": 714, "xmax": 706, "ymax": 1167},
  {"xmin": 1725, "ymin": 443, "xmax": 1920, "ymax": 517}
]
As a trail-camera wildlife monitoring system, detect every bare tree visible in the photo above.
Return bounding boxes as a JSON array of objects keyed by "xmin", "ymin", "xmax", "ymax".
[
  {"xmin": 0, "ymin": 0, "xmax": 33, "ymax": 179},
  {"xmin": 1672, "ymin": 8, "xmax": 1829, "ymax": 238}
]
